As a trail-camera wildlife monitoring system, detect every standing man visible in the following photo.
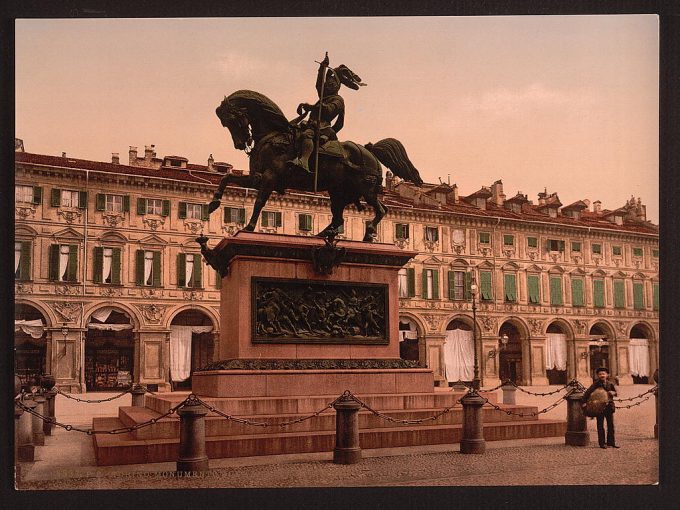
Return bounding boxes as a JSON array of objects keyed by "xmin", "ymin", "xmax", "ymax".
[{"xmin": 582, "ymin": 367, "xmax": 620, "ymax": 449}]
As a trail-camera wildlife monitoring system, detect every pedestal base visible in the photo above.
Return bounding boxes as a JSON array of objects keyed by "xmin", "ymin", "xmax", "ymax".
[
  {"xmin": 176, "ymin": 458, "xmax": 209, "ymax": 473},
  {"xmin": 460, "ymin": 438, "xmax": 486, "ymax": 454},
  {"xmin": 333, "ymin": 447, "xmax": 362, "ymax": 464},
  {"xmin": 565, "ymin": 430, "xmax": 590, "ymax": 447}
]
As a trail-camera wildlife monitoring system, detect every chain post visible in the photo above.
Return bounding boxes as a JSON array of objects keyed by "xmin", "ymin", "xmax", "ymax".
[
  {"xmin": 17, "ymin": 398, "xmax": 36, "ymax": 462},
  {"xmin": 14, "ymin": 403, "xmax": 24, "ymax": 482},
  {"xmin": 31, "ymin": 394, "xmax": 47, "ymax": 446},
  {"xmin": 131, "ymin": 384, "xmax": 147, "ymax": 407},
  {"xmin": 460, "ymin": 389, "xmax": 486, "ymax": 454},
  {"xmin": 333, "ymin": 392, "xmax": 362, "ymax": 464},
  {"xmin": 501, "ymin": 380, "xmax": 517, "ymax": 405},
  {"xmin": 654, "ymin": 385, "xmax": 659, "ymax": 439},
  {"xmin": 564, "ymin": 380, "xmax": 589, "ymax": 447},
  {"xmin": 176, "ymin": 396, "xmax": 209, "ymax": 473}
]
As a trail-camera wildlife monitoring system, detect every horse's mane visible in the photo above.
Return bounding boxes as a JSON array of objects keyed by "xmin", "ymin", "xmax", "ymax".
[{"xmin": 223, "ymin": 90, "xmax": 290, "ymax": 131}]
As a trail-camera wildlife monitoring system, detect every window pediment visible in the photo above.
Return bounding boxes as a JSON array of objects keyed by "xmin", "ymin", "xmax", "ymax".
[
  {"xmin": 52, "ymin": 227, "xmax": 84, "ymax": 241},
  {"xmin": 591, "ymin": 269, "xmax": 607, "ymax": 277},
  {"xmin": 421, "ymin": 256, "xmax": 443, "ymax": 265},
  {"xmin": 139, "ymin": 233, "xmax": 168, "ymax": 246},
  {"xmin": 549, "ymin": 265, "xmax": 565, "ymax": 274},
  {"xmin": 502, "ymin": 262, "xmax": 520, "ymax": 271},
  {"xmin": 100, "ymin": 230, "xmax": 129, "ymax": 244},
  {"xmin": 15, "ymin": 225, "xmax": 39, "ymax": 238},
  {"xmin": 476, "ymin": 260, "xmax": 495, "ymax": 269},
  {"xmin": 526, "ymin": 264, "xmax": 543, "ymax": 273}
]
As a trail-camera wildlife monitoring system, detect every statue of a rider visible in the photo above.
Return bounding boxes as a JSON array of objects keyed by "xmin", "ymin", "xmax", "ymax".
[{"xmin": 287, "ymin": 52, "xmax": 366, "ymax": 173}]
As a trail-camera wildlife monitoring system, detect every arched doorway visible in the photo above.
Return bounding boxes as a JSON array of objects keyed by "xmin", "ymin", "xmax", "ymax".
[
  {"xmin": 629, "ymin": 324, "xmax": 651, "ymax": 384},
  {"xmin": 443, "ymin": 319, "xmax": 474, "ymax": 385},
  {"xmin": 85, "ymin": 308, "xmax": 134, "ymax": 391},
  {"xmin": 15, "ymin": 304, "xmax": 48, "ymax": 387},
  {"xmin": 589, "ymin": 324, "xmax": 610, "ymax": 381},
  {"xmin": 499, "ymin": 322, "xmax": 523, "ymax": 384},
  {"xmin": 169, "ymin": 310, "xmax": 214, "ymax": 390},
  {"xmin": 545, "ymin": 322, "xmax": 568, "ymax": 385},
  {"xmin": 398, "ymin": 316, "xmax": 421, "ymax": 363}
]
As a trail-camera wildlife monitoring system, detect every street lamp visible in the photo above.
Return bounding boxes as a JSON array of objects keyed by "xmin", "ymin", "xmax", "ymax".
[{"xmin": 468, "ymin": 268, "xmax": 480, "ymax": 390}]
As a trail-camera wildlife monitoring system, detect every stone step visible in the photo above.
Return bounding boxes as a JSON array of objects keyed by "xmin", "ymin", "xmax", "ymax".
[
  {"xmin": 144, "ymin": 391, "xmax": 500, "ymax": 416},
  {"xmin": 118, "ymin": 403, "xmax": 540, "ymax": 440},
  {"xmin": 92, "ymin": 417, "xmax": 567, "ymax": 466}
]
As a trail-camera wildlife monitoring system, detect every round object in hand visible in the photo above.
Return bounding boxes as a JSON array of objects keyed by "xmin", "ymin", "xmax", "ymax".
[
  {"xmin": 40, "ymin": 374, "xmax": 56, "ymax": 390},
  {"xmin": 583, "ymin": 387, "xmax": 609, "ymax": 417}
]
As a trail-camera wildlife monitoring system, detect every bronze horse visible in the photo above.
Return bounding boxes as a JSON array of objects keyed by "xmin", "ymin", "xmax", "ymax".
[{"xmin": 208, "ymin": 90, "xmax": 423, "ymax": 241}]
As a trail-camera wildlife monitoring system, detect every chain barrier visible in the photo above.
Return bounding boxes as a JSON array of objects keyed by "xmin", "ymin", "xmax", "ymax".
[
  {"xmin": 504, "ymin": 379, "xmax": 572, "ymax": 397},
  {"xmin": 477, "ymin": 381, "xmax": 507, "ymax": 392},
  {"xmin": 615, "ymin": 392, "xmax": 655, "ymax": 410},
  {"xmin": 480, "ymin": 393, "xmax": 567, "ymax": 418},
  {"xmin": 348, "ymin": 391, "xmax": 465, "ymax": 425},
  {"xmin": 55, "ymin": 387, "xmax": 132, "ymax": 403},
  {"xmin": 193, "ymin": 394, "xmax": 342, "ymax": 428},
  {"xmin": 612, "ymin": 385, "xmax": 657, "ymax": 403}
]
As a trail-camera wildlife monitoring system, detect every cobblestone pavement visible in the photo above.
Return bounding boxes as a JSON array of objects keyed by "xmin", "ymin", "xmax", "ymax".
[{"xmin": 15, "ymin": 384, "xmax": 658, "ymax": 489}]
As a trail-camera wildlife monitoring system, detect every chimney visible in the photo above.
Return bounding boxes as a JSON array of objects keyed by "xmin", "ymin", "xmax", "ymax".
[
  {"xmin": 207, "ymin": 154, "xmax": 214, "ymax": 171},
  {"xmin": 593, "ymin": 200, "xmax": 602, "ymax": 214},
  {"xmin": 129, "ymin": 146, "xmax": 138, "ymax": 165},
  {"xmin": 537, "ymin": 187, "xmax": 548, "ymax": 206},
  {"xmin": 111, "ymin": 153, "xmax": 120, "ymax": 164},
  {"xmin": 144, "ymin": 145, "xmax": 155, "ymax": 162},
  {"xmin": 491, "ymin": 179, "xmax": 505, "ymax": 206},
  {"xmin": 452, "ymin": 183, "xmax": 459, "ymax": 203},
  {"xmin": 583, "ymin": 199, "xmax": 591, "ymax": 208},
  {"xmin": 385, "ymin": 171, "xmax": 394, "ymax": 192},
  {"xmin": 61, "ymin": 152, "xmax": 66, "ymax": 158}
]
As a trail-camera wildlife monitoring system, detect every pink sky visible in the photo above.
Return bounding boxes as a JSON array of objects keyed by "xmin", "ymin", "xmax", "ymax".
[{"xmin": 15, "ymin": 16, "xmax": 659, "ymax": 222}]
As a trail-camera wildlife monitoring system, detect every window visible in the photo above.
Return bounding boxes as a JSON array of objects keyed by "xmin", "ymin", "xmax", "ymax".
[
  {"xmin": 479, "ymin": 232, "xmax": 491, "ymax": 244},
  {"xmin": 571, "ymin": 242, "xmax": 582, "ymax": 252},
  {"xmin": 137, "ymin": 198, "xmax": 170, "ymax": 216},
  {"xmin": 62, "ymin": 190, "xmax": 79, "ymax": 208},
  {"xmin": 93, "ymin": 247, "xmax": 121, "ymax": 285},
  {"xmin": 135, "ymin": 250, "xmax": 161, "ymax": 287},
  {"xmin": 16, "ymin": 185, "xmax": 41, "ymax": 205},
  {"xmin": 448, "ymin": 270, "xmax": 470, "ymax": 300},
  {"xmin": 223, "ymin": 206, "xmax": 246, "ymax": 224},
  {"xmin": 421, "ymin": 269, "xmax": 439, "ymax": 299},
  {"xmin": 109, "ymin": 195, "xmax": 125, "ymax": 213},
  {"xmin": 504, "ymin": 273, "xmax": 517, "ymax": 302},
  {"xmin": 549, "ymin": 276, "xmax": 563, "ymax": 305},
  {"xmin": 527, "ymin": 274, "xmax": 540, "ymax": 304},
  {"xmin": 652, "ymin": 249, "xmax": 659, "ymax": 258},
  {"xmin": 632, "ymin": 247, "xmax": 643, "ymax": 257},
  {"xmin": 503, "ymin": 235, "xmax": 514, "ymax": 246},
  {"xmin": 527, "ymin": 237, "xmax": 538, "ymax": 248},
  {"xmin": 480, "ymin": 271, "xmax": 493, "ymax": 301},
  {"xmin": 548, "ymin": 239, "xmax": 565, "ymax": 252},
  {"xmin": 612, "ymin": 246, "xmax": 622, "ymax": 256},
  {"xmin": 425, "ymin": 226, "xmax": 439, "ymax": 242},
  {"xmin": 179, "ymin": 202, "xmax": 209, "ymax": 221},
  {"xmin": 51, "ymin": 189, "xmax": 87, "ymax": 209},
  {"xmin": 592, "ymin": 243, "xmax": 602, "ymax": 255},
  {"xmin": 48, "ymin": 244, "xmax": 78, "ymax": 282},
  {"xmin": 15, "ymin": 241, "xmax": 31, "ymax": 280},
  {"xmin": 613, "ymin": 280, "xmax": 625, "ymax": 308},
  {"xmin": 653, "ymin": 282, "xmax": 659, "ymax": 311},
  {"xmin": 398, "ymin": 268, "xmax": 416, "ymax": 298},
  {"xmin": 571, "ymin": 278, "xmax": 584, "ymax": 307},
  {"xmin": 593, "ymin": 279, "xmax": 605, "ymax": 308},
  {"xmin": 298, "ymin": 214, "xmax": 313, "ymax": 232},
  {"xmin": 633, "ymin": 281, "xmax": 644, "ymax": 309},
  {"xmin": 261, "ymin": 210, "xmax": 282, "ymax": 228},
  {"xmin": 395, "ymin": 223, "xmax": 410, "ymax": 240},
  {"xmin": 95, "ymin": 194, "xmax": 130, "ymax": 213},
  {"xmin": 178, "ymin": 253, "xmax": 203, "ymax": 288}
]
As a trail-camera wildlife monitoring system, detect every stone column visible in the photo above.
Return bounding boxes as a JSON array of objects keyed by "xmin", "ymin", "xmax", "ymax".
[
  {"xmin": 176, "ymin": 399, "xmax": 209, "ymax": 473},
  {"xmin": 460, "ymin": 391, "xmax": 486, "ymax": 454},
  {"xmin": 529, "ymin": 337, "xmax": 549, "ymax": 385},
  {"xmin": 131, "ymin": 384, "xmax": 146, "ymax": 407},
  {"xmin": 14, "ymin": 405, "xmax": 24, "ymax": 481},
  {"xmin": 333, "ymin": 397, "xmax": 362, "ymax": 464},
  {"xmin": 565, "ymin": 387, "xmax": 589, "ymax": 446},
  {"xmin": 32, "ymin": 395, "xmax": 46, "ymax": 446},
  {"xmin": 501, "ymin": 382, "xmax": 517, "ymax": 405},
  {"xmin": 40, "ymin": 374, "xmax": 57, "ymax": 436},
  {"xmin": 17, "ymin": 398, "xmax": 36, "ymax": 462}
]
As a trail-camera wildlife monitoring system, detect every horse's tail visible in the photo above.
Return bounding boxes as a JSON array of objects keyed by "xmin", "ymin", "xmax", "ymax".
[{"xmin": 364, "ymin": 138, "xmax": 423, "ymax": 187}]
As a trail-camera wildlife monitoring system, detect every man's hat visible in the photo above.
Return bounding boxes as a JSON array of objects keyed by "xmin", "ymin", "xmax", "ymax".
[{"xmin": 595, "ymin": 367, "xmax": 609, "ymax": 374}]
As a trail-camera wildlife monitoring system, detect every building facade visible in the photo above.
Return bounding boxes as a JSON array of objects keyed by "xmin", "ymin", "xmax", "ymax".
[{"xmin": 14, "ymin": 143, "xmax": 659, "ymax": 391}]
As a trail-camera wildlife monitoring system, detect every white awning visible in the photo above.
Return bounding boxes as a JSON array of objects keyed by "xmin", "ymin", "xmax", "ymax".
[{"xmin": 15, "ymin": 319, "xmax": 45, "ymax": 339}]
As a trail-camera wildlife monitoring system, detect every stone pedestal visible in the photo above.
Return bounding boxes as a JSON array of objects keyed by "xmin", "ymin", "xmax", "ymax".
[
  {"xmin": 14, "ymin": 406, "xmax": 23, "ymax": 481},
  {"xmin": 31, "ymin": 395, "xmax": 46, "ymax": 446},
  {"xmin": 17, "ymin": 399, "xmax": 36, "ymax": 462},
  {"xmin": 501, "ymin": 383, "xmax": 517, "ymax": 405},
  {"xmin": 43, "ymin": 389, "xmax": 57, "ymax": 436},
  {"xmin": 565, "ymin": 389, "xmax": 589, "ymax": 446},
  {"xmin": 176, "ymin": 399, "xmax": 209, "ymax": 473},
  {"xmin": 333, "ymin": 397, "xmax": 362, "ymax": 464},
  {"xmin": 131, "ymin": 384, "xmax": 146, "ymax": 407},
  {"xmin": 460, "ymin": 392, "xmax": 486, "ymax": 454}
]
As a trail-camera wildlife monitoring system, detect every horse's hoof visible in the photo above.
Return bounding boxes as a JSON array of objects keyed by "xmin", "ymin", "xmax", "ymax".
[{"xmin": 207, "ymin": 200, "xmax": 221, "ymax": 213}]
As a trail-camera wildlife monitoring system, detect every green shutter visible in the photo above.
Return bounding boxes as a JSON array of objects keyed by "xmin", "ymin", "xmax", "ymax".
[
  {"xmin": 67, "ymin": 245, "xmax": 78, "ymax": 282},
  {"xmin": 238, "ymin": 208, "xmax": 246, "ymax": 224},
  {"xmin": 111, "ymin": 248, "xmax": 121, "ymax": 285},
  {"xmin": 135, "ymin": 250, "xmax": 145, "ymax": 286},
  {"xmin": 614, "ymin": 280, "xmax": 625, "ymax": 308},
  {"xmin": 275, "ymin": 211, "xmax": 282, "ymax": 227},
  {"xmin": 653, "ymin": 283, "xmax": 659, "ymax": 311},
  {"xmin": 162, "ymin": 200, "xmax": 170, "ymax": 217},
  {"xmin": 528, "ymin": 274, "xmax": 540, "ymax": 304},
  {"xmin": 201, "ymin": 204, "xmax": 210, "ymax": 221},
  {"xmin": 503, "ymin": 235, "xmax": 514, "ymax": 246},
  {"xmin": 395, "ymin": 224, "xmax": 402, "ymax": 239},
  {"xmin": 432, "ymin": 269, "xmax": 439, "ymax": 299},
  {"xmin": 480, "ymin": 271, "xmax": 492, "ymax": 300},
  {"xmin": 448, "ymin": 271, "xmax": 455, "ymax": 299},
  {"xmin": 78, "ymin": 191, "xmax": 88, "ymax": 209},
  {"xmin": 464, "ymin": 271, "xmax": 472, "ymax": 300},
  {"xmin": 633, "ymin": 282, "xmax": 644, "ymax": 309},
  {"xmin": 571, "ymin": 278, "xmax": 584, "ymax": 307},
  {"xmin": 178, "ymin": 202, "xmax": 187, "ymax": 219},
  {"xmin": 550, "ymin": 276, "xmax": 563, "ymax": 305},
  {"xmin": 177, "ymin": 253, "xmax": 186, "ymax": 287},
  {"xmin": 123, "ymin": 195, "xmax": 130, "ymax": 213},
  {"xmin": 152, "ymin": 251, "xmax": 161, "ymax": 287},
  {"xmin": 298, "ymin": 214, "xmax": 305, "ymax": 231},
  {"xmin": 93, "ymin": 247, "xmax": 103, "ymax": 284},
  {"xmin": 95, "ymin": 193, "xmax": 105, "ymax": 211},
  {"xmin": 593, "ymin": 280, "xmax": 605, "ymax": 308},
  {"xmin": 19, "ymin": 242, "xmax": 31, "ymax": 280},
  {"xmin": 193, "ymin": 254, "xmax": 202, "ymax": 288},
  {"xmin": 407, "ymin": 268, "xmax": 415, "ymax": 297},
  {"xmin": 137, "ymin": 198, "xmax": 146, "ymax": 215},
  {"xmin": 422, "ymin": 269, "xmax": 428, "ymax": 299},
  {"xmin": 262, "ymin": 212, "xmax": 269, "ymax": 227},
  {"xmin": 32, "ymin": 187, "xmax": 42, "ymax": 205},
  {"xmin": 224, "ymin": 207, "xmax": 230, "ymax": 223},
  {"xmin": 504, "ymin": 274, "xmax": 516, "ymax": 302},
  {"xmin": 49, "ymin": 244, "xmax": 60, "ymax": 281},
  {"xmin": 51, "ymin": 188, "xmax": 61, "ymax": 207}
]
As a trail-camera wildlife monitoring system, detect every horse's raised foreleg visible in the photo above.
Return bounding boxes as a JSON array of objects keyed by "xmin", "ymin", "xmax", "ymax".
[
  {"xmin": 362, "ymin": 194, "xmax": 387, "ymax": 242},
  {"xmin": 208, "ymin": 173, "xmax": 254, "ymax": 214}
]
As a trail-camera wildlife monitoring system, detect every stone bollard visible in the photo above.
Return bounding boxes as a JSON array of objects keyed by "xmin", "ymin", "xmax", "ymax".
[
  {"xmin": 43, "ymin": 388, "xmax": 57, "ymax": 436},
  {"xmin": 31, "ymin": 394, "xmax": 46, "ymax": 446},
  {"xmin": 460, "ymin": 391, "xmax": 486, "ymax": 454},
  {"xmin": 333, "ymin": 396, "xmax": 362, "ymax": 464},
  {"xmin": 17, "ymin": 398, "xmax": 36, "ymax": 462},
  {"xmin": 501, "ymin": 381, "xmax": 517, "ymax": 405},
  {"xmin": 654, "ymin": 386, "xmax": 659, "ymax": 439},
  {"xmin": 14, "ymin": 404, "xmax": 24, "ymax": 481},
  {"xmin": 131, "ymin": 384, "xmax": 147, "ymax": 407},
  {"xmin": 176, "ymin": 397, "xmax": 209, "ymax": 473},
  {"xmin": 565, "ymin": 387, "xmax": 589, "ymax": 446}
]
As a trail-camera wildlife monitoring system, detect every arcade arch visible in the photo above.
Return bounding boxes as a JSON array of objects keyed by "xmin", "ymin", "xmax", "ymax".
[
  {"xmin": 498, "ymin": 319, "xmax": 528, "ymax": 385},
  {"xmin": 545, "ymin": 320, "xmax": 571, "ymax": 385},
  {"xmin": 442, "ymin": 317, "xmax": 477, "ymax": 385},
  {"xmin": 588, "ymin": 322, "xmax": 614, "ymax": 381},
  {"xmin": 398, "ymin": 314, "xmax": 424, "ymax": 364},
  {"xmin": 629, "ymin": 323, "xmax": 654, "ymax": 384},
  {"xmin": 169, "ymin": 309, "xmax": 215, "ymax": 390},
  {"xmin": 15, "ymin": 303, "xmax": 49, "ymax": 386}
]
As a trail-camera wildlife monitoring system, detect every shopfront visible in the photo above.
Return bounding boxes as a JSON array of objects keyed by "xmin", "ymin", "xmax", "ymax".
[
  {"xmin": 85, "ymin": 307, "xmax": 134, "ymax": 391},
  {"xmin": 15, "ymin": 304, "xmax": 48, "ymax": 387}
]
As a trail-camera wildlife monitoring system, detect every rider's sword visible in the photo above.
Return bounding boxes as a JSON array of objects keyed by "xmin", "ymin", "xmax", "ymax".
[{"xmin": 314, "ymin": 60, "xmax": 329, "ymax": 193}]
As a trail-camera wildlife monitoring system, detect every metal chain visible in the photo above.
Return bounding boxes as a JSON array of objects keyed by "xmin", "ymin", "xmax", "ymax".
[
  {"xmin": 480, "ymin": 394, "xmax": 567, "ymax": 418},
  {"xmin": 193, "ymin": 395, "xmax": 341, "ymax": 428},
  {"xmin": 55, "ymin": 387, "xmax": 132, "ymax": 403},
  {"xmin": 348, "ymin": 392, "xmax": 464, "ymax": 425},
  {"xmin": 477, "ymin": 381, "xmax": 507, "ymax": 392},
  {"xmin": 614, "ymin": 392, "xmax": 655, "ymax": 410},
  {"xmin": 505, "ymin": 380, "xmax": 572, "ymax": 397},
  {"xmin": 612, "ymin": 385, "xmax": 657, "ymax": 403}
]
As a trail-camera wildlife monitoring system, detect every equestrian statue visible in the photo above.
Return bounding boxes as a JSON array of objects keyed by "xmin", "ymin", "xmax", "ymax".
[{"xmin": 207, "ymin": 53, "xmax": 423, "ymax": 242}]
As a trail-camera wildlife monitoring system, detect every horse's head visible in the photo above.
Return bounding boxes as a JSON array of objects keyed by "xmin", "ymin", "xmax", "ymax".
[{"xmin": 216, "ymin": 97, "xmax": 251, "ymax": 151}]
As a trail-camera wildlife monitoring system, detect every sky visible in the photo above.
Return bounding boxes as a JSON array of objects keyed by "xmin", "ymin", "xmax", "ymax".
[{"xmin": 15, "ymin": 16, "xmax": 659, "ymax": 222}]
